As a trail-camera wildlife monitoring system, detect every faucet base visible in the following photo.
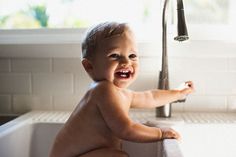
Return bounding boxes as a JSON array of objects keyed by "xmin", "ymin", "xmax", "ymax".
[{"xmin": 156, "ymin": 104, "xmax": 172, "ymax": 118}]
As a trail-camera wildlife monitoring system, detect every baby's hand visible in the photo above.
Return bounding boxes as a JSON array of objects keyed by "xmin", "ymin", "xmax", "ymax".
[
  {"xmin": 177, "ymin": 81, "xmax": 195, "ymax": 98},
  {"xmin": 160, "ymin": 127, "xmax": 181, "ymax": 140}
]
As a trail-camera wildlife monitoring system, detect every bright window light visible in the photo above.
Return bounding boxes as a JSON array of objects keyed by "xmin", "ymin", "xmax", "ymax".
[
  {"xmin": 0, "ymin": 0, "xmax": 235, "ymax": 41},
  {"xmin": 0, "ymin": 0, "xmax": 160, "ymax": 29}
]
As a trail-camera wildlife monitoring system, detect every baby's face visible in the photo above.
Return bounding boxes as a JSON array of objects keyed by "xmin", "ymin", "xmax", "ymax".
[{"xmin": 91, "ymin": 30, "xmax": 139, "ymax": 88}]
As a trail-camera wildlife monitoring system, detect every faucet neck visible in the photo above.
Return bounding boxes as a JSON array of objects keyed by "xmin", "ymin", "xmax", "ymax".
[
  {"xmin": 159, "ymin": 0, "xmax": 170, "ymax": 90},
  {"xmin": 156, "ymin": 0, "xmax": 188, "ymax": 118},
  {"xmin": 159, "ymin": 0, "xmax": 188, "ymax": 90}
]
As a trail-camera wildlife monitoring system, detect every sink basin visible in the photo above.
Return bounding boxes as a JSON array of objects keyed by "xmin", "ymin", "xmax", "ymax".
[
  {"xmin": 174, "ymin": 124, "xmax": 236, "ymax": 157},
  {"xmin": 0, "ymin": 122, "xmax": 179, "ymax": 157},
  {"xmin": 0, "ymin": 111, "xmax": 182, "ymax": 157},
  {"xmin": 3, "ymin": 111, "xmax": 236, "ymax": 157}
]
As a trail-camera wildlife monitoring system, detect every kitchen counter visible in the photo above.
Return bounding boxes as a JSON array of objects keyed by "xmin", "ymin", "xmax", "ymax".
[
  {"xmin": 129, "ymin": 109, "xmax": 236, "ymax": 124},
  {"xmin": 5, "ymin": 109, "xmax": 236, "ymax": 125}
]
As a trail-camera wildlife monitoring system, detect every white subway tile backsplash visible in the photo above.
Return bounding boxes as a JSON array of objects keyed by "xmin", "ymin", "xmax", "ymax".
[
  {"xmin": 74, "ymin": 72, "xmax": 92, "ymax": 97},
  {"xmin": 32, "ymin": 73, "xmax": 73, "ymax": 95},
  {"xmin": 0, "ymin": 73, "xmax": 31, "ymax": 94},
  {"xmin": 53, "ymin": 58, "xmax": 82, "ymax": 73},
  {"xmin": 203, "ymin": 72, "xmax": 236, "ymax": 95},
  {"xmin": 170, "ymin": 70, "xmax": 236, "ymax": 96},
  {"xmin": 139, "ymin": 57, "xmax": 160, "ymax": 73},
  {"xmin": 0, "ymin": 95, "xmax": 11, "ymax": 114},
  {"xmin": 129, "ymin": 73, "xmax": 158, "ymax": 91},
  {"xmin": 13, "ymin": 95, "xmax": 52, "ymax": 114},
  {"xmin": 228, "ymin": 58, "xmax": 236, "ymax": 71},
  {"xmin": 227, "ymin": 96, "xmax": 236, "ymax": 112},
  {"xmin": 12, "ymin": 58, "xmax": 51, "ymax": 72},
  {"xmin": 168, "ymin": 40, "xmax": 236, "ymax": 58},
  {"xmin": 1, "ymin": 40, "xmax": 236, "ymax": 113},
  {"xmin": 169, "ymin": 57, "xmax": 227, "ymax": 72},
  {"xmin": 0, "ymin": 44, "xmax": 81, "ymax": 58},
  {"xmin": 184, "ymin": 95, "xmax": 227, "ymax": 112},
  {"xmin": 0, "ymin": 59, "xmax": 10, "ymax": 72},
  {"xmin": 137, "ymin": 42, "xmax": 160, "ymax": 57}
]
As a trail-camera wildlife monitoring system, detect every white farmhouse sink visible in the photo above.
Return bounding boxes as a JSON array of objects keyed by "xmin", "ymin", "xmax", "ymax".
[
  {"xmin": 0, "ymin": 111, "xmax": 181, "ymax": 157},
  {"xmin": 1, "ymin": 110, "xmax": 236, "ymax": 157}
]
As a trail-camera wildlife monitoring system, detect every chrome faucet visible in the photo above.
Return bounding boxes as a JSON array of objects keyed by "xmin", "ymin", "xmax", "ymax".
[{"xmin": 156, "ymin": 0, "xmax": 189, "ymax": 117}]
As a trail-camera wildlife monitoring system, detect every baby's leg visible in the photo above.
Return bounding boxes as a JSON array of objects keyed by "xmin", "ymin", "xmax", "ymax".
[{"xmin": 79, "ymin": 147, "xmax": 129, "ymax": 157}]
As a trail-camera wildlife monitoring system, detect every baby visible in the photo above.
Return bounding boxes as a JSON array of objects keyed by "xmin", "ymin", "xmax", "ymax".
[{"xmin": 49, "ymin": 22, "xmax": 194, "ymax": 157}]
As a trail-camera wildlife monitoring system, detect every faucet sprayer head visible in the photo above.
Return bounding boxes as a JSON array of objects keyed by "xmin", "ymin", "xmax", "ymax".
[
  {"xmin": 174, "ymin": 35, "xmax": 189, "ymax": 42},
  {"xmin": 174, "ymin": 0, "xmax": 189, "ymax": 42}
]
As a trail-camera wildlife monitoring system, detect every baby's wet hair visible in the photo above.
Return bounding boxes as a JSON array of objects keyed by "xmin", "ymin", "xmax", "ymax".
[{"xmin": 82, "ymin": 22, "xmax": 130, "ymax": 59}]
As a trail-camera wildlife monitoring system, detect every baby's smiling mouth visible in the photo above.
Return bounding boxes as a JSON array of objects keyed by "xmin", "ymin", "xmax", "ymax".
[{"xmin": 115, "ymin": 69, "xmax": 132, "ymax": 79}]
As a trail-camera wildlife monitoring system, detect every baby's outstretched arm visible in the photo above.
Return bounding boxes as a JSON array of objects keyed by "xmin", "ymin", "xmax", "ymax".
[
  {"xmin": 94, "ymin": 82, "xmax": 170, "ymax": 142},
  {"xmin": 131, "ymin": 81, "xmax": 194, "ymax": 108}
]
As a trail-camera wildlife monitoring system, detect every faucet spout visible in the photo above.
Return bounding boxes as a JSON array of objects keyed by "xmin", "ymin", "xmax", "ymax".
[
  {"xmin": 156, "ymin": 0, "xmax": 189, "ymax": 118},
  {"xmin": 175, "ymin": 0, "xmax": 189, "ymax": 41}
]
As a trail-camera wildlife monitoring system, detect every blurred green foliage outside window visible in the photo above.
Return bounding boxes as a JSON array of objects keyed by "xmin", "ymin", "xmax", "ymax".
[{"xmin": 0, "ymin": 0, "xmax": 233, "ymax": 29}]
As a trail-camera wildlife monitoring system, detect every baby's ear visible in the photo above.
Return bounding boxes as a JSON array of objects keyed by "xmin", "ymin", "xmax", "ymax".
[{"xmin": 82, "ymin": 58, "xmax": 93, "ymax": 74}]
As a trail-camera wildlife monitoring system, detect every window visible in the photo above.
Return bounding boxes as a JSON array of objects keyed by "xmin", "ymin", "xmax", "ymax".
[
  {"xmin": 183, "ymin": 0, "xmax": 236, "ymax": 40},
  {"xmin": 0, "ymin": 0, "xmax": 235, "ymax": 42},
  {"xmin": 185, "ymin": 0, "xmax": 230, "ymax": 25},
  {"xmin": 0, "ymin": 0, "xmax": 160, "ymax": 29}
]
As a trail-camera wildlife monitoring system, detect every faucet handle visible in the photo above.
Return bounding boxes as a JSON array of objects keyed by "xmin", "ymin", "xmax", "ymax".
[{"xmin": 173, "ymin": 98, "xmax": 186, "ymax": 103}]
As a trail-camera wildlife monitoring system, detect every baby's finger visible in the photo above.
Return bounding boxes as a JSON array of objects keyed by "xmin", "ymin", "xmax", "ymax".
[
  {"xmin": 167, "ymin": 129, "xmax": 181, "ymax": 140},
  {"xmin": 185, "ymin": 81, "xmax": 195, "ymax": 90},
  {"xmin": 173, "ymin": 131, "xmax": 181, "ymax": 140}
]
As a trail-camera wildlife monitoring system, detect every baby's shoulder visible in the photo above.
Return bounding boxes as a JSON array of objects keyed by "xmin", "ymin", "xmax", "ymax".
[{"xmin": 92, "ymin": 81, "xmax": 117, "ymax": 93}]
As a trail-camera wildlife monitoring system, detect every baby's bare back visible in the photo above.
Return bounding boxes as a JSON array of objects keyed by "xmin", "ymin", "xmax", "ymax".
[{"xmin": 49, "ymin": 90, "xmax": 123, "ymax": 157}]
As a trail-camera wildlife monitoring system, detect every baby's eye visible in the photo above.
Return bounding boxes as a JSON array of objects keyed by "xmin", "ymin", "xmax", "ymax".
[
  {"xmin": 129, "ymin": 54, "xmax": 138, "ymax": 60},
  {"xmin": 108, "ymin": 54, "xmax": 120, "ymax": 60}
]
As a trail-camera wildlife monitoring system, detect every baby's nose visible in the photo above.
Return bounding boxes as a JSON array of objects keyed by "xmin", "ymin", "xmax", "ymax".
[{"xmin": 120, "ymin": 57, "xmax": 130, "ymax": 66}]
